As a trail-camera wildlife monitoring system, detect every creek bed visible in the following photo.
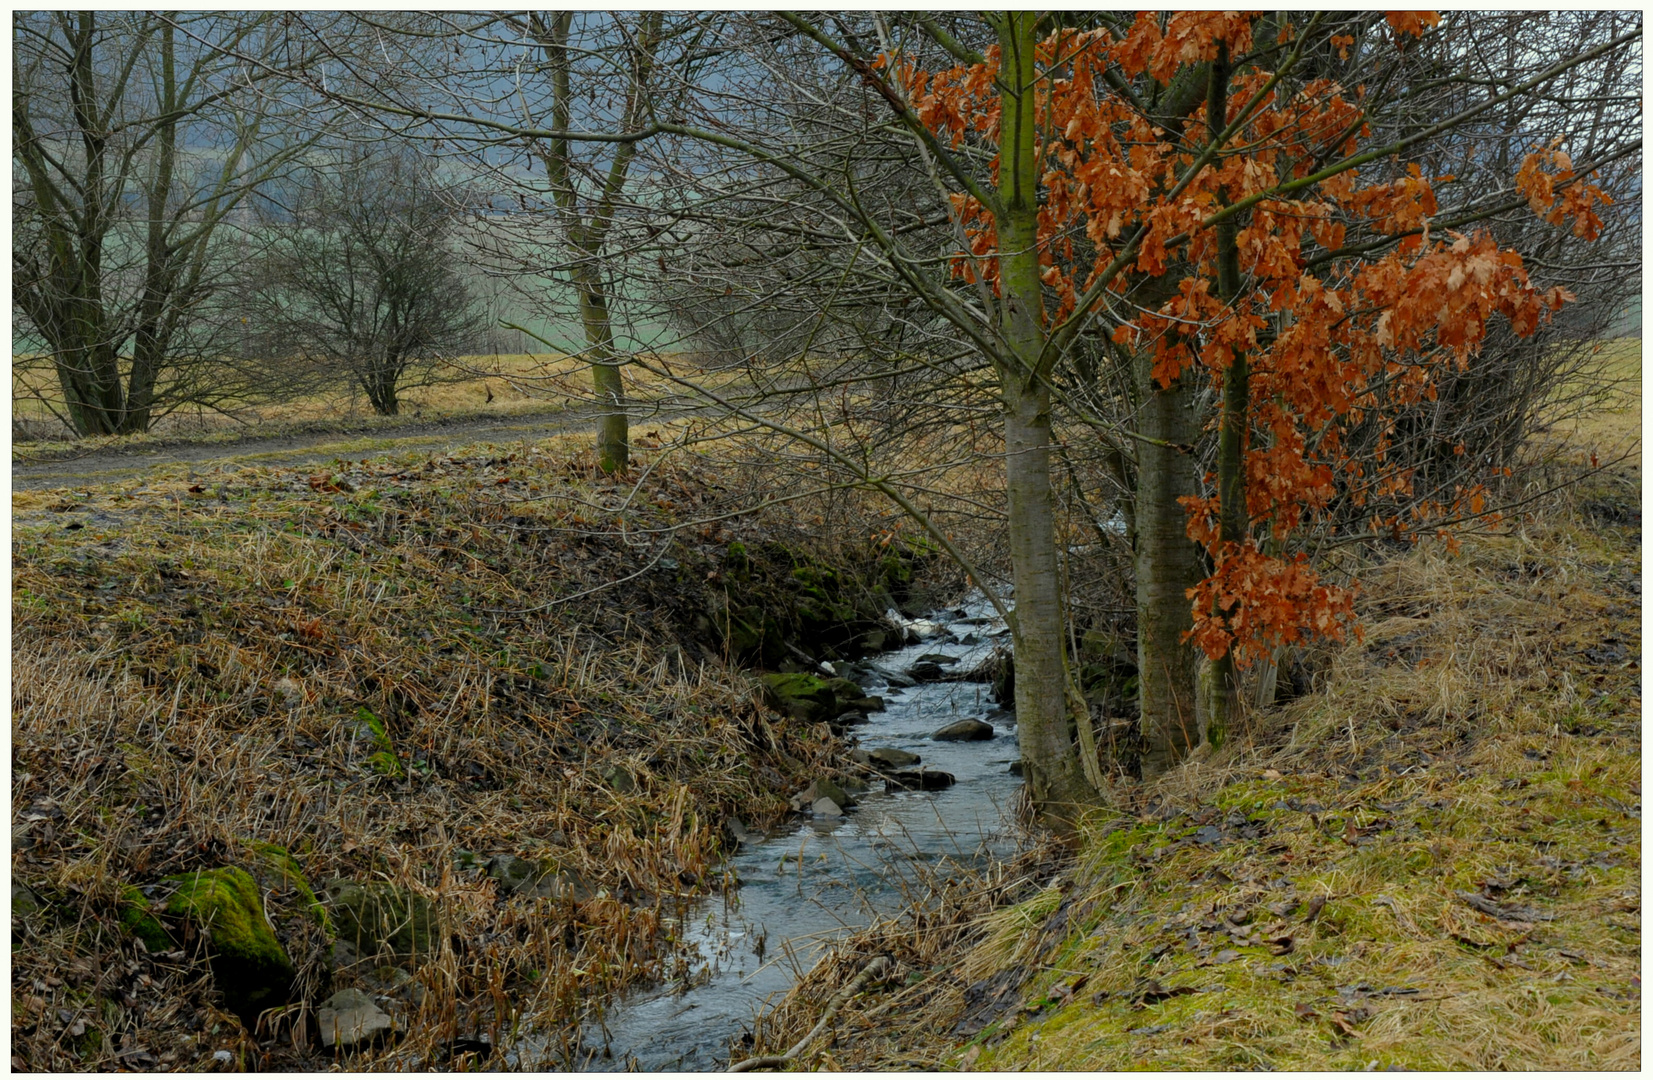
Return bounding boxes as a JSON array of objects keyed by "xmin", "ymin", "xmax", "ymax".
[{"xmin": 543, "ymin": 592, "xmax": 1021, "ymax": 1071}]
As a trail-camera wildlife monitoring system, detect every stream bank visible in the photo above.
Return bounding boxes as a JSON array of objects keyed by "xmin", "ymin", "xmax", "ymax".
[
  {"xmin": 8, "ymin": 442, "xmax": 964, "ymax": 1071},
  {"xmin": 553, "ymin": 592, "xmax": 1023, "ymax": 1071},
  {"xmin": 718, "ymin": 463, "xmax": 1642, "ymax": 1073}
]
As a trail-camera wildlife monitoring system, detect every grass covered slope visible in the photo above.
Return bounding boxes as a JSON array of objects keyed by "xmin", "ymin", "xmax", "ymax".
[
  {"xmin": 743, "ymin": 352, "xmax": 1640, "ymax": 1072},
  {"xmin": 960, "ymin": 518, "xmax": 1640, "ymax": 1071},
  {"xmin": 9, "ymin": 435, "xmax": 916, "ymax": 1069}
]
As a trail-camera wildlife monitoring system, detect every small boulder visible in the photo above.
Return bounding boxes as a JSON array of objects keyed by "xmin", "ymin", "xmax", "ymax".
[
  {"xmin": 789, "ymin": 778, "xmax": 852, "ymax": 813},
  {"xmin": 484, "ymin": 855, "xmax": 541, "ymax": 895},
  {"xmin": 811, "ymin": 797, "xmax": 844, "ymax": 819},
  {"xmin": 321, "ymin": 880, "xmax": 440, "ymax": 965},
  {"xmin": 904, "ymin": 618, "xmax": 950, "ymax": 640},
  {"xmin": 848, "ymin": 696, "xmax": 887, "ymax": 713},
  {"xmin": 822, "ymin": 676, "xmax": 865, "ymax": 701},
  {"xmin": 316, "ymin": 988, "xmax": 394, "ymax": 1050},
  {"xmin": 867, "ymin": 747, "xmax": 921, "ymax": 770},
  {"xmin": 915, "ymin": 653, "xmax": 959, "ymax": 666},
  {"xmin": 907, "ymin": 662, "xmax": 947, "ymax": 682},
  {"xmin": 849, "ymin": 749, "xmax": 872, "ymax": 765},
  {"xmin": 885, "ymin": 770, "xmax": 956, "ymax": 792},
  {"xmin": 830, "ymin": 711, "xmax": 869, "ymax": 728},
  {"xmin": 933, "ymin": 719, "xmax": 994, "ymax": 742},
  {"xmin": 164, "ymin": 868, "xmax": 293, "ymax": 1024},
  {"xmin": 726, "ymin": 817, "xmax": 752, "ymax": 848},
  {"xmin": 1007, "ymin": 760, "xmax": 1024, "ymax": 776},
  {"xmin": 760, "ymin": 672, "xmax": 839, "ymax": 725}
]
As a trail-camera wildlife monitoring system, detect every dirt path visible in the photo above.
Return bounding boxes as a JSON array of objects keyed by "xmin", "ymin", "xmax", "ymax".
[{"xmin": 10, "ymin": 407, "xmax": 616, "ymax": 492}]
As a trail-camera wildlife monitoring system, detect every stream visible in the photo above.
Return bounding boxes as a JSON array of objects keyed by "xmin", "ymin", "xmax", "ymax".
[{"xmin": 546, "ymin": 591, "xmax": 1021, "ymax": 1071}]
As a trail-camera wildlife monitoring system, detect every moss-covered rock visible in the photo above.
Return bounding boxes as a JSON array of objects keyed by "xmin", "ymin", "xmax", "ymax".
[
  {"xmin": 163, "ymin": 867, "xmax": 294, "ymax": 1023},
  {"xmin": 353, "ymin": 706, "xmax": 404, "ymax": 777},
  {"xmin": 320, "ymin": 879, "xmax": 440, "ymax": 964},
  {"xmin": 116, "ymin": 885, "xmax": 173, "ymax": 953},
  {"xmin": 244, "ymin": 841, "xmax": 331, "ymax": 932},
  {"xmin": 761, "ymin": 671, "xmax": 841, "ymax": 724}
]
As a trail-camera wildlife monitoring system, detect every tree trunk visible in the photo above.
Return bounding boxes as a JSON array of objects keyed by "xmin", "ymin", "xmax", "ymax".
[
  {"xmin": 575, "ymin": 267, "xmax": 628, "ymax": 474},
  {"xmin": 1207, "ymin": 43, "xmax": 1246, "ymax": 748},
  {"xmin": 1003, "ymin": 380, "xmax": 1097, "ymax": 815},
  {"xmin": 993, "ymin": 11, "xmax": 1100, "ymax": 824},
  {"xmin": 124, "ymin": 18, "xmax": 179, "ymax": 436},
  {"xmin": 1134, "ymin": 357, "xmax": 1205, "ymax": 776}
]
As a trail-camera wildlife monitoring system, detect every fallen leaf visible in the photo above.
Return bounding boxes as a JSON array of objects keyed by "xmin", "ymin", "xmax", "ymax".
[
  {"xmin": 1456, "ymin": 891, "xmax": 1554, "ymax": 922},
  {"xmin": 1132, "ymin": 980, "xmax": 1197, "ymax": 1006},
  {"xmin": 1294, "ymin": 1002, "xmax": 1318, "ymax": 1020}
]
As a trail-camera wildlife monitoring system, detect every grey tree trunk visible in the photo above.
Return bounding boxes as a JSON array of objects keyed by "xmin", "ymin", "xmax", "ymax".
[
  {"xmin": 1134, "ymin": 356, "xmax": 1205, "ymax": 777},
  {"xmin": 575, "ymin": 271, "xmax": 629, "ymax": 474},
  {"xmin": 1207, "ymin": 43, "xmax": 1246, "ymax": 748}
]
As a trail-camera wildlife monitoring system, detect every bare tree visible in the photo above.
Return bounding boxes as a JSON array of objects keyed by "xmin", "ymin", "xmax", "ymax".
[
  {"xmin": 249, "ymin": 143, "xmax": 486, "ymax": 416},
  {"xmin": 278, "ymin": 11, "xmax": 707, "ymax": 472},
  {"xmin": 12, "ymin": 11, "xmax": 327, "ymax": 435}
]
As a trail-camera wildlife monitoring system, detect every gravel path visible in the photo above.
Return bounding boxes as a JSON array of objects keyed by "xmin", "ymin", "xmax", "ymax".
[{"xmin": 11, "ymin": 407, "xmax": 615, "ymax": 492}]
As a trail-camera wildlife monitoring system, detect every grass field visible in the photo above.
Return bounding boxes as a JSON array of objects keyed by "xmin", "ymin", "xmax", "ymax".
[
  {"xmin": 11, "ymin": 350, "xmax": 734, "ymax": 446},
  {"xmin": 9, "ymin": 427, "xmax": 912, "ymax": 1069}
]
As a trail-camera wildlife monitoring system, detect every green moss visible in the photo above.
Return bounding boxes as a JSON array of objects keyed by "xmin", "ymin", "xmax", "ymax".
[
  {"xmin": 163, "ymin": 867, "xmax": 294, "ymax": 1022},
  {"xmin": 74, "ymin": 1024, "xmax": 104, "ymax": 1061},
  {"xmin": 759, "ymin": 671, "xmax": 839, "ymax": 723},
  {"xmin": 116, "ymin": 885, "xmax": 173, "ymax": 953},
  {"xmin": 357, "ymin": 706, "xmax": 404, "ymax": 777},
  {"xmin": 246, "ymin": 842, "xmax": 331, "ymax": 932}
]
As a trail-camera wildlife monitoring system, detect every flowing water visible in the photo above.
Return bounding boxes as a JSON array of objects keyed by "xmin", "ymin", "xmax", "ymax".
[{"xmin": 544, "ymin": 592, "xmax": 1021, "ymax": 1071}]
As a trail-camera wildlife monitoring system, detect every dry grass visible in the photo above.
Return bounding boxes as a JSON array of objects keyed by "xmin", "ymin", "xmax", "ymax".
[
  {"xmin": 735, "ymin": 349, "xmax": 1641, "ymax": 1072},
  {"xmin": 11, "ymin": 350, "xmax": 754, "ymax": 448},
  {"xmin": 9, "ymin": 434, "xmax": 892, "ymax": 1070}
]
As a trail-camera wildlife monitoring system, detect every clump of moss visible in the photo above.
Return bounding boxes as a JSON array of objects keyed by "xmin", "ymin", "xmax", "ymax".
[
  {"xmin": 355, "ymin": 706, "xmax": 404, "ymax": 777},
  {"xmin": 116, "ymin": 885, "xmax": 173, "ymax": 953},
  {"xmin": 164, "ymin": 867, "xmax": 294, "ymax": 1023},
  {"xmin": 245, "ymin": 841, "xmax": 331, "ymax": 932}
]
